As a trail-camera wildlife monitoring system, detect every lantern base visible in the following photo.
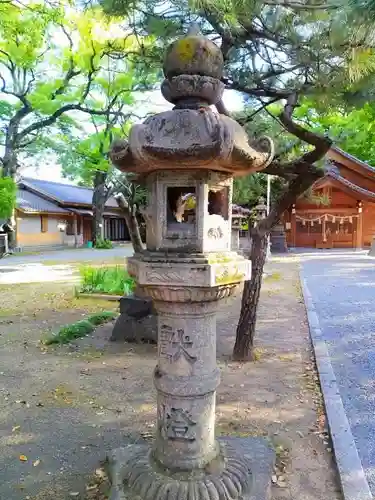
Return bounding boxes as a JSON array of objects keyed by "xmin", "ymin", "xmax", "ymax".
[{"xmin": 107, "ymin": 437, "xmax": 274, "ymax": 500}]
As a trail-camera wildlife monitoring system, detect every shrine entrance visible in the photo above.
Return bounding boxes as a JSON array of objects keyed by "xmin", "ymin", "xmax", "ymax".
[{"xmin": 294, "ymin": 212, "xmax": 359, "ymax": 248}]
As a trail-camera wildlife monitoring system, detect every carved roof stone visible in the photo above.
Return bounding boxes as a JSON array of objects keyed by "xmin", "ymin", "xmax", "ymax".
[{"xmin": 109, "ymin": 25, "xmax": 274, "ymax": 176}]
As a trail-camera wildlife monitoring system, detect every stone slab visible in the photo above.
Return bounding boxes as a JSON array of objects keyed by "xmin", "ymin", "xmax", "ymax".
[
  {"xmin": 110, "ymin": 311, "xmax": 157, "ymax": 344},
  {"xmin": 107, "ymin": 436, "xmax": 275, "ymax": 500},
  {"xmin": 119, "ymin": 295, "xmax": 155, "ymax": 318},
  {"xmin": 128, "ymin": 253, "xmax": 251, "ymax": 288}
]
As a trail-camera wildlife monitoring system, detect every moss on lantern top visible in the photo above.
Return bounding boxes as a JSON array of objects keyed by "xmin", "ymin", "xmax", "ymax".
[{"xmin": 163, "ymin": 30, "xmax": 224, "ymax": 80}]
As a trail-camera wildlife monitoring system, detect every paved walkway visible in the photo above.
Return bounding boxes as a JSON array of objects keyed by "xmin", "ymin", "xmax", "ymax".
[
  {"xmin": 300, "ymin": 250, "xmax": 375, "ymax": 494},
  {"xmin": 0, "ymin": 246, "xmax": 134, "ymax": 284},
  {"xmin": 0, "ymin": 245, "xmax": 134, "ymax": 266}
]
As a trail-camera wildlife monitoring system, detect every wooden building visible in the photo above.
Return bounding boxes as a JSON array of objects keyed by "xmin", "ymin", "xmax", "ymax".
[
  {"xmin": 13, "ymin": 178, "xmax": 130, "ymax": 250},
  {"xmin": 284, "ymin": 146, "xmax": 375, "ymax": 249}
]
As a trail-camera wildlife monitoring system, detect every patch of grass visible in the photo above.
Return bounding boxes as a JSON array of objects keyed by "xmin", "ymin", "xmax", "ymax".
[
  {"xmin": 78, "ymin": 265, "xmax": 135, "ymax": 296},
  {"xmin": 264, "ymin": 271, "xmax": 283, "ymax": 282},
  {"xmin": 44, "ymin": 310, "xmax": 118, "ymax": 345},
  {"xmin": 94, "ymin": 237, "xmax": 113, "ymax": 249},
  {"xmin": 278, "ymin": 353, "xmax": 296, "ymax": 361},
  {"xmin": 87, "ymin": 311, "xmax": 118, "ymax": 326},
  {"xmin": 45, "ymin": 319, "xmax": 94, "ymax": 345},
  {"xmin": 253, "ymin": 347, "xmax": 265, "ymax": 361}
]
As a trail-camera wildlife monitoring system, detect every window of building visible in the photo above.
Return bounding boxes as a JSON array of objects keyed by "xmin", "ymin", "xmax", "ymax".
[
  {"xmin": 40, "ymin": 215, "xmax": 48, "ymax": 233},
  {"xmin": 66, "ymin": 217, "xmax": 81, "ymax": 235}
]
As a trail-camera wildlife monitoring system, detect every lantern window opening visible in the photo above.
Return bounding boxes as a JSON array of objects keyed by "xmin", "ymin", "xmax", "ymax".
[
  {"xmin": 208, "ymin": 186, "xmax": 229, "ymax": 221},
  {"xmin": 166, "ymin": 186, "xmax": 197, "ymax": 234}
]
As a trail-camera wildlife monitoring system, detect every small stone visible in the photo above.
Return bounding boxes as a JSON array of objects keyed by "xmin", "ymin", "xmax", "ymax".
[
  {"xmin": 69, "ymin": 493, "xmax": 79, "ymax": 497},
  {"xmin": 296, "ymin": 430, "xmax": 304, "ymax": 438},
  {"xmin": 278, "ymin": 481, "xmax": 287, "ymax": 488}
]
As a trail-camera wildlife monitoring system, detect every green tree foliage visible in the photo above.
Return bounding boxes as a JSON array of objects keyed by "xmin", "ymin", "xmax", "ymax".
[
  {"xmin": 293, "ymin": 99, "xmax": 375, "ymax": 166},
  {"xmin": 0, "ymin": 176, "xmax": 16, "ymax": 218},
  {"xmin": 0, "ymin": 0, "xmax": 154, "ymax": 179}
]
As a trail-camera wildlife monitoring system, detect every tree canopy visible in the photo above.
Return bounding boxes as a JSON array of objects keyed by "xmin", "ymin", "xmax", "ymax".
[
  {"xmin": 0, "ymin": 0, "xmax": 154, "ymax": 178},
  {"xmin": 0, "ymin": 176, "xmax": 16, "ymax": 219}
]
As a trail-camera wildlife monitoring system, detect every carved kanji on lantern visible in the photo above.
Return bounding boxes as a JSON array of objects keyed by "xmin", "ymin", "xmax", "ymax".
[
  {"xmin": 160, "ymin": 405, "xmax": 197, "ymax": 442},
  {"xmin": 160, "ymin": 325, "xmax": 197, "ymax": 365}
]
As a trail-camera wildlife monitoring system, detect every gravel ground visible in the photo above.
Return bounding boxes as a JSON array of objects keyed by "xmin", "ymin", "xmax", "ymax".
[
  {"xmin": 0, "ymin": 258, "xmax": 340, "ymax": 500},
  {"xmin": 300, "ymin": 250, "xmax": 375, "ymax": 494}
]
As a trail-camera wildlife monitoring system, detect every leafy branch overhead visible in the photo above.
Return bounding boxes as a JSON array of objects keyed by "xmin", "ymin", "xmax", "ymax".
[
  {"xmin": 0, "ymin": 0, "xmax": 156, "ymax": 178},
  {"xmin": 101, "ymin": 0, "xmax": 374, "ymax": 174}
]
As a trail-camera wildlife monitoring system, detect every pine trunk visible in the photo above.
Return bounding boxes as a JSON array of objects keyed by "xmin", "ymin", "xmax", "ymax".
[
  {"xmin": 233, "ymin": 229, "xmax": 268, "ymax": 361},
  {"xmin": 1, "ymin": 155, "xmax": 18, "ymax": 250},
  {"xmin": 92, "ymin": 175, "xmax": 107, "ymax": 246},
  {"xmin": 92, "ymin": 201, "xmax": 105, "ymax": 245},
  {"xmin": 115, "ymin": 193, "xmax": 144, "ymax": 253},
  {"xmin": 123, "ymin": 210, "xmax": 144, "ymax": 253}
]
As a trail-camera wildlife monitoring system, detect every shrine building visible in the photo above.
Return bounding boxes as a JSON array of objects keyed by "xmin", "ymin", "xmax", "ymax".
[{"xmin": 283, "ymin": 146, "xmax": 375, "ymax": 249}]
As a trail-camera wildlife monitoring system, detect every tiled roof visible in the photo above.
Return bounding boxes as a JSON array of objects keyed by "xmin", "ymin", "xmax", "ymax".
[
  {"xmin": 19, "ymin": 177, "xmax": 118, "ymax": 207},
  {"xmin": 329, "ymin": 146, "xmax": 375, "ymax": 175},
  {"xmin": 326, "ymin": 170, "xmax": 375, "ymax": 200},
  {"xmin": 17, "ymin": 189, "xmax": 70, "ymax": 214}
]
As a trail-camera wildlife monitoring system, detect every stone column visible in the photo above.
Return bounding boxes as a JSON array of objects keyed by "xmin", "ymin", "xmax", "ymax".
[
  {"xmin": 152, "ymin": 299, "xmax": 220, "ymax": 470},
  {"xmin": 369, "ymin": 236, "xmax": 375, "ymax": 256},
  {"xmin": 231, "ymin": 228, "xmax": 240, "ymax": 251},
  {"xmin": 356, "ymin": 202, "xmax": 363, "ymax": 249}
]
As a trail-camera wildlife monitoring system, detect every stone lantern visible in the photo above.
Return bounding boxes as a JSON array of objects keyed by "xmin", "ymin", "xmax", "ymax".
[
  {"xmin": 254, "ymin": 197, "xmax": 267, "ymax": 221},
  {"xmin": 108, "ymin": 25, "xmax": 275, "ymax": 500},
  {"xmin": 231, "ymin": 205, "xmax": 251, "ymax": 252}
]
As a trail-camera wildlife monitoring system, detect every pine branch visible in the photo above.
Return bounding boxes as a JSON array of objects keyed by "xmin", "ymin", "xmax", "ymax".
[
  {"xmin": 263, "ymin": 0, "xmax": 340, "ymax": 9},
  {"xmin": 257, "ymin": 169, "xmax": 321, "ymax": 233}
]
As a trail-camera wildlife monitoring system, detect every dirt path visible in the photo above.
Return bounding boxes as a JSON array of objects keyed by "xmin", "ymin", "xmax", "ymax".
[{"xmin": 0, "ymin": 257, "xmax": 341, "ymax": 499}]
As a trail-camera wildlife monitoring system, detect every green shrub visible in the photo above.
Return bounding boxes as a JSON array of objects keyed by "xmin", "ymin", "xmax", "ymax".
[
  {"xmin": 45, "ymin": 319, "xmax": 94, "ymax": 345},
  {"xmin": 87, "ymin": 311, "xmax": 118, "ymax": 326},
  {"xmin": 78, "ymin": 265, "xmax": 135, "ymax": 296},
  {"xmin": 44, "ymin": 311, "xmax": 118, "ymax": 345},
  {"xmin": 94, "ymin": 238, "xmax": 113, "ymax": 249}
]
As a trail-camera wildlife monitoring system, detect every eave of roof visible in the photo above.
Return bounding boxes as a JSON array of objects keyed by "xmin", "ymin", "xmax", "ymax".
[
  {"xmin": 328, "ymin": 146, "xmax": 375, "ymax": 181},
  {"xmin": 315, "ymin": 170, "xmax": 375, "ymax": 202},
  {"xmin": 17, "ymin": 189, "xmax": 71, "ymax": 214},
  {"xmin": 19, "ymin": 178, "xmax": 119, "ymax": 209}
]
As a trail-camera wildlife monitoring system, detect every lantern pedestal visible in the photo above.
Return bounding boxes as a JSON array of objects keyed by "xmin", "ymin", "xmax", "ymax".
[
  {"xmin": 108, "ymin": 436, "xmax": 275, "ymax": 500},
  {"xmin": 107, "ymin": 23, "xmax": 275, "ymax": 500},
  {"xmin": 107, "ymin": 251, "xmax": 275, "ymax": 500}
]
